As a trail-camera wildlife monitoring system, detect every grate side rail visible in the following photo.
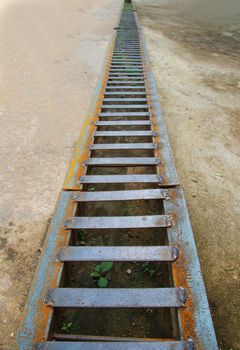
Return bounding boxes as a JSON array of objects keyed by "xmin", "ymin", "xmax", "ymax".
[{"xmin": 17, "ymin": 2, "xmax": 218, "ymax": 350}]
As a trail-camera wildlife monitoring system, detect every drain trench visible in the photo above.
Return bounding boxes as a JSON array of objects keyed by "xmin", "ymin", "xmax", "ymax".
[{"xmin": 17, "ymin": 2, "xmax": 218, "ymax": 350}]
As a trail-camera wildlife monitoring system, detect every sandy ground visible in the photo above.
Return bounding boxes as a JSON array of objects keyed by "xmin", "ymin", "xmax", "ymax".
[
  {"xmin": 134, "ymin": 1, "xmax": 240, "ymax": 349},
  {"xmin": 0, "ymin": 0, "xmax": 122, "ymax": 348}
]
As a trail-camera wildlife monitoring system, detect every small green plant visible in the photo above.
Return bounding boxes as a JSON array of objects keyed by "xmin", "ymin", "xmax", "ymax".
[
  {"xmin": 61, "ymin": 322, "xmax": 72, "ymax": 333},
  {"xmin": 142, "ymin": 262, "xmax": 156, "ymax": 277},
  {"xmin": 88, "ymin": 185, "xmax": 95, "ymax": 191},
  {"xmin": 90, "ymin": 261, "xmax": 113, "ymax": 287}
]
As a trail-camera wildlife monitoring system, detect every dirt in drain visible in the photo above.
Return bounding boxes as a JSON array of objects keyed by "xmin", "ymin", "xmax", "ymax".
[
  {"xmin": 53, "ymin": 258, "xmax": 175, "ymax": 337},
  {"xmin": 52, "ymin": 307, "xmax": 176, "ymax": 339}
]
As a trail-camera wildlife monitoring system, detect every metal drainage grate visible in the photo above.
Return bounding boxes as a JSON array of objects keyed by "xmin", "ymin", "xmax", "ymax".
[{"xmin": 17, "ymin": 2, "xmax": 218, "ymax": 350}]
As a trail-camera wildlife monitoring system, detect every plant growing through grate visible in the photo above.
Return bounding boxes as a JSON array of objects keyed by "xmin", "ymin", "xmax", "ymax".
[{"xmin": 90, "ymin": 261, "xmax": 113, "ymax": 287}]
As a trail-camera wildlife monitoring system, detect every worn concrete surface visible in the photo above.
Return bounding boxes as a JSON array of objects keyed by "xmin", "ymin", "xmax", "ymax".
[
  {"xmin": 134, "ymin": 0, "xmax": 240, "ymax": 349},
  {"xmin": 0, "ymin": 0, "xmax": 122, "ymax": 348}
]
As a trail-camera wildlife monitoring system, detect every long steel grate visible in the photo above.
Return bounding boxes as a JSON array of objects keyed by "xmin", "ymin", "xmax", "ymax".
[{"xmin": 17, "ymin": 2, "xmax": 218, "ymax": 350}]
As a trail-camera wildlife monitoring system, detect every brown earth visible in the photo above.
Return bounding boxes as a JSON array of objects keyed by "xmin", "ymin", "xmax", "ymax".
[{"xmin": 134, "ymin": 1, "xmax": 240, "ymax": 349}]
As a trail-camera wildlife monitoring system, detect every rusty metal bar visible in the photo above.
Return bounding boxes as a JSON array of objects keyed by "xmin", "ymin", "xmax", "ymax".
[
  {"xmin": 72, "ymin": 188, "xmax": 169, "ymax": 201},
  {"xmin": 51, "ymin": 333, "xmax": 175, "ymax": 342},
  {"xmin": 36, "ymin": 341, "xmax": 194, "ymax": 350},
  {"xmin": 94, "ymin": 131, "xmax": 155, "ymax": 137},
  {"xmin": 99, "ymin": 112, "xmax": 149, "ymax": 117},
  {"xmin": 94, "ymin": 120, "xmax": 151, "ymax": 125},
  {"xmin": 89, "ymin": 143, "xmax": 158, "ymax": 150},
  {"xmin": 45, "ymin": 288, "xmax": 185, "ymax": 308},
  {"xmin": 84, "ymin": 157, "xmax": 160, "ymax": 166},
  {"xmin": 58, "ymin": 246, "xmax": 178, "ymax": 262},
  {"xmin": 64, "ymin": 214, "xmax": 173, "ymax": 229},
  {"xmin": 79, "ymin": 174, "xmax": 163, "ymax": 184}
]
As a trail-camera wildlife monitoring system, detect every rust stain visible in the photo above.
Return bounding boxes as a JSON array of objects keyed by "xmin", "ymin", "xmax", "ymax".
[
  {"xmin": 34, "ymin": 197, "xmax": 76, "ymax": 343},
  {"xmin": 172, "ymin": 248, "xmax": 198, "ymax": 347}
]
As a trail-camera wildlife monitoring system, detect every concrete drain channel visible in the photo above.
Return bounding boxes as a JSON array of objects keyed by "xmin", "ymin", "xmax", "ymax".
[{"xmin": 17, "ymin": 2, "xmax": 218, "ymax": 350}]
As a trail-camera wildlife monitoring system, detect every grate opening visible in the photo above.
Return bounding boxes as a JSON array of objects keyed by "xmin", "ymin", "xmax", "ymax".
[{"xmin": 49, "ymin": 307, "xmax": 178, "ymax": 340}]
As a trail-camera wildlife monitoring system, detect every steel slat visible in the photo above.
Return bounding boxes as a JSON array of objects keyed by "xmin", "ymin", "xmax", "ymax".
[
  {"xmin": 111, "ymin": 65, "xmax": 143, "ymax": 67},
  {"xmin": 45, "ymin": 288, "xmax": 185, "ymax": 308},
  {"xmin": 103, "ymin": 98, "xmax": 147, "ymax": 102},
  {"xmin": 104, "ymin": 92, "xmax": 146, "ymax": 95},
  {"xmin": 94, "ymin": 131, "xmax": 155, "ymax": 137},
  {"xmin": 110, "ymin": 67, "xmax": 143, "ymax": 70},
  {"xmin": 73, "ymin": 188, "xmax": 169, "ymax": 201},
  {"xmin": 105, "ymin": 86, "xmax": 145, "ymax": 90},
  {"xmin": 100, "ymin": 112, "xmax": 149, "ymax": 117},
  {"xmin": 110, "ymin": 67, "xmax": 143, "ymax": 69},
  {"xmin": 94, "ymin": 120, "xmax": 151, "ymax": 125},
  {"xmin": 109, "ymin": 76, "xmax": 144, "ymax": 78},
  {"xmin": 114, "ymin": 52, "xmax": 141, "ymax": 55},
  {"xmin": 36, "ymin": 341, "xmax": 193, "ymax": 350},
  {"xmin": 110, "ymin": 58, "xmax": 142, "ymax": 61},
  {"xmin": 109, "ymin": 70, "xmax": 143, "ymax": 73},
  {"xmin": 111, "ymin": 63, "xmax": 143, "ymax": 65},
  {"xmin": 107, "ymin": 81, "xmax": 144, "ymax": 84},
  {"xmin": 114, "ymin": 51, "xmax": 141, "ymax": 53},
  {"xmin": 109, "ymin": 74, "xmax": 144, "ymax": 76},
  {"xmin": 112, "ymin": 56, "xmax": 142, "ymax": 58},
  {"xmin": 108, "ymin": 79, "xmax": 144, "ymax": 81},
  {"xmin": 115, "ymin": 48, "xmax": 141, "ymax": 50},
  {"xmin": 110, "ymin": 66, "xmax": 143, "ymax": 68},
  {"xmin": 111, "ymin": 60, "xmax": 142, "ymax": 62},
  {"xmin": 111, "ymin": 63, "xmax": 142, "ymax": 65},
  {"xmin": 101, "ymin": 105, "xmax": 148, "ymax": 109},
  {"xmin": 89, "ymin": 143, "xmax": 157, "ymax": 150},
  {"xmin": 59, "ymin": 246, "xmax": 178, "ymax": 262},
  {"xmin": 51, "ymin": 334, "xmax": 180, "ymax": 342},
  {"xmin": 115, "ymin": 45, "xmax": 140, "ymax": 47},
  {"xmin": 79, "ymin": 175, "xmax": 163, "ymax": 183},
  {"xmin": 64, "ymin": 215, "xmax": 172, "ymax": 229},
  {"xmin": 109, "ymin": 72, "xmax": 144, "ymax": 75},
  {"xmin": 83, "ymin": 157, "xmax": 160, "ymax": 166}
]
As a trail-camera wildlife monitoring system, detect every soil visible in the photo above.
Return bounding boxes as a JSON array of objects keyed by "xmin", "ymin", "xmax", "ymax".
[{"xmin": 134, "ymin": 1, "xmax": 240, "ymax": 349}]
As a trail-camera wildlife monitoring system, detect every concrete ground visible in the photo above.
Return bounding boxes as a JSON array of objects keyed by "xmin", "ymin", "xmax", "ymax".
[
  {"xmin": 134, "ymin": 0, "xmax": 240, "ymax": 349},
  {"xmin": 0, "ymin": 0, "xmax": 122, "ymax": 348}
]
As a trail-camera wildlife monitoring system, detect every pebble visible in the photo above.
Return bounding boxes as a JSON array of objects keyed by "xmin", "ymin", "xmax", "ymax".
[{"xmin": 214, "ymin": 173, "xmax": 223, "ymax": 178}]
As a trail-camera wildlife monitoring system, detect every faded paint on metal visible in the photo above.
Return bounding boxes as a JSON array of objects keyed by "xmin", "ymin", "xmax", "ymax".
[
  {"xmin": 164, "ymin": 189, "xmax": 218, "ymax": 349},
  {"xmin": 16, "ymin": 192, "xmax": 76, "ymax": 349}
]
